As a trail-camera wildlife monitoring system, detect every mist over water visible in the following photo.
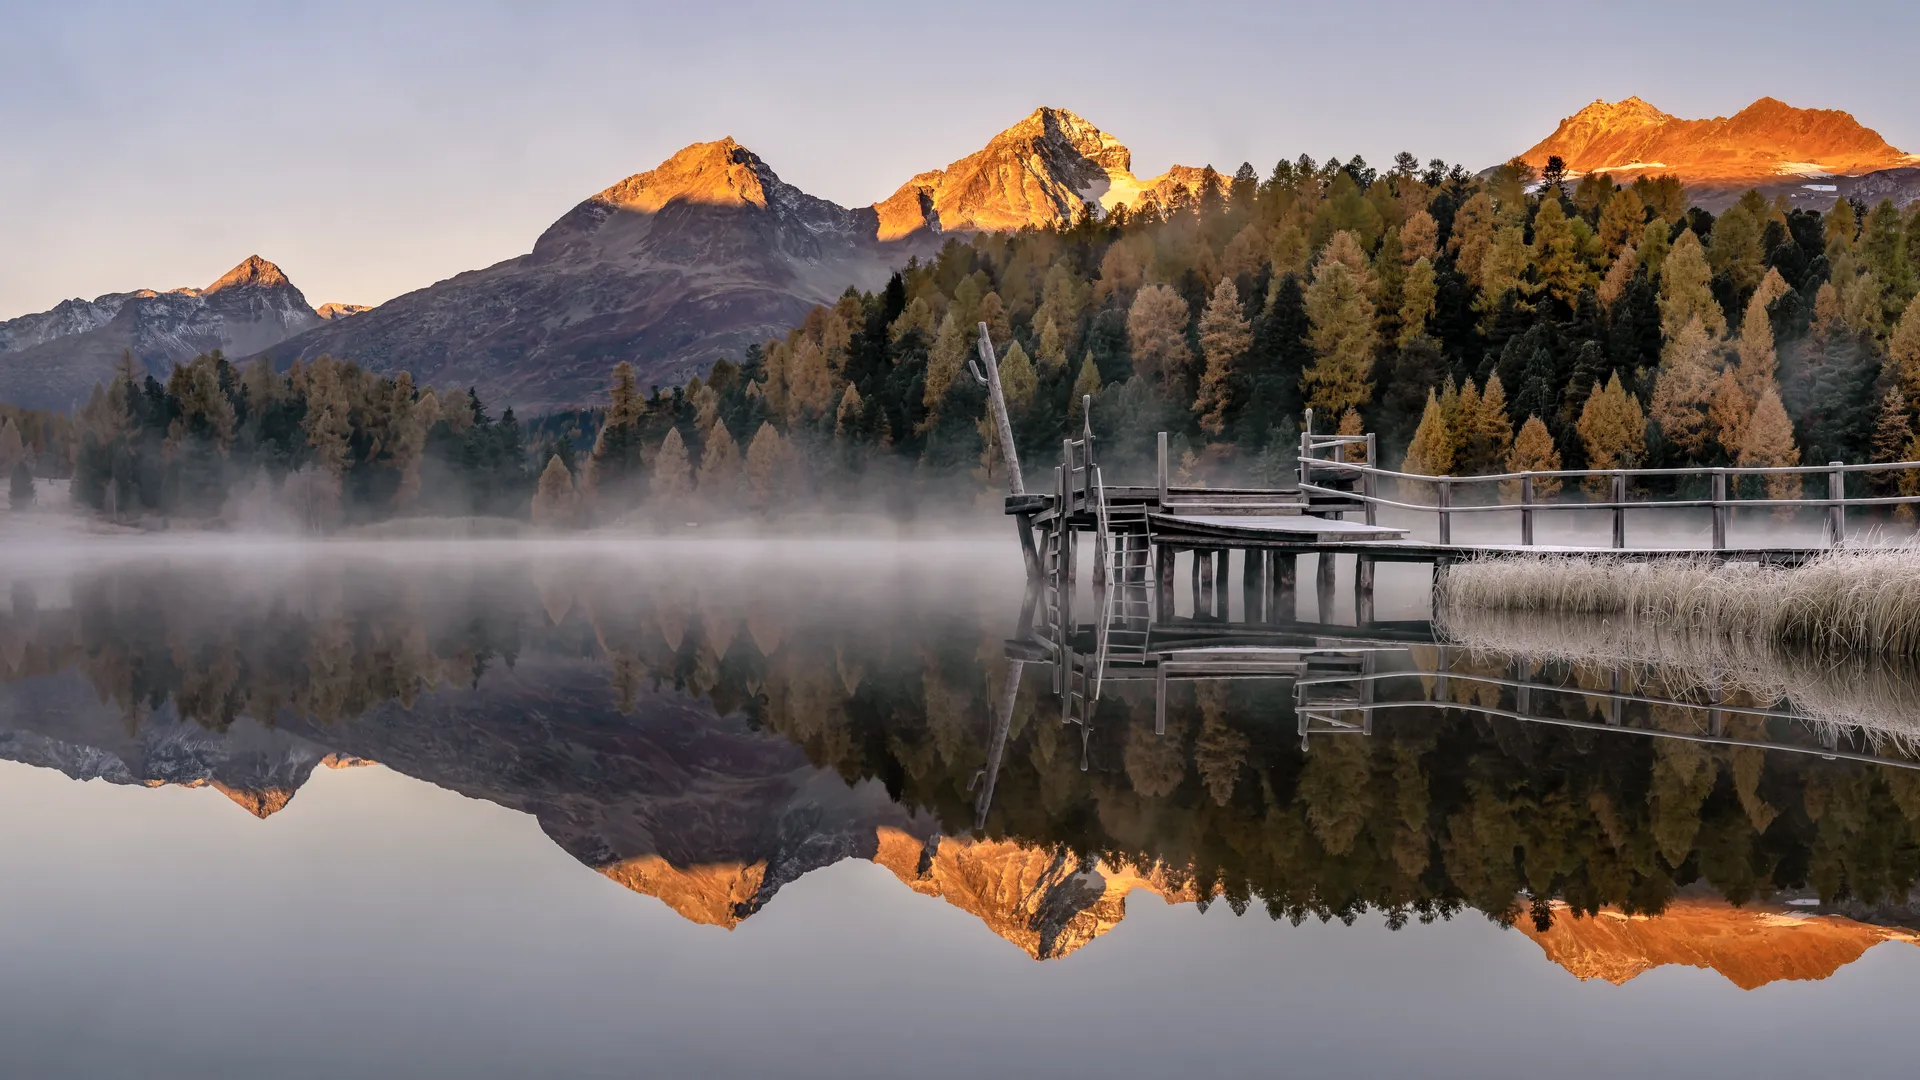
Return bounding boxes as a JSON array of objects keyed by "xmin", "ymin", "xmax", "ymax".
[{"xmin": 5, "ymin": 535, "xmax": 1920, "ymax": 1077}]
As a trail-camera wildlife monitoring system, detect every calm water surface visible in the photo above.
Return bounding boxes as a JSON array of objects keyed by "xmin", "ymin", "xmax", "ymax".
[{"xmin": 3, "ymin": 538, "xmax": 1919, "ymax": 1078}]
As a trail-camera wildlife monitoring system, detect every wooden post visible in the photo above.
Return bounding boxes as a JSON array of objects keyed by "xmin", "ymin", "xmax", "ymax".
[
  {"xmin": 973, "ymin": 323, "xmax": 1024, "ymax": 495},
  {"xmin": 1828, "ymin": 462, "xmax": 1845, "ymax": 547},
  {"xmin": 1244, "ymin": 548, "xmax": 1265, "ymax": 622},
  {"xmin": 1315, "ymin": 552, "xmax": 1336, "ymax": 623},
  {"xmin": 1192, "ymin": 550, "xmax": 1208, "ymax": 617},
  {"xmin": 1363, "ymin": 434, "xmax": 1377, "ymax": 527},
  {"xmin": 1520, "ymin": 475, "xmax": 1535, "ymax": 546},
  {"xmin": 1611, "ymin": 473, "xmax": 1626, "ymax": 549},
  {"xmin": 1711, "ymin": 469, "xmax": 1727, "ymax": 551},
  {"xmin": 1273, "ymin": 552, "xmax": 1296, "ymax": 624},
  {"xmin": 1213, "ymin": 549, "xmax": 1232, "ymax": 619},
  {"xmin": 1016, "ymin": 511, "xmax": 1041, "ymax": 578},
  {"xmin": 1156, "ymin": 544, "xmax": 1176, "ymax": 618},
  {"xmin": 1299, "ymin": 408, "xmax": 1314, "ymax": 489},
  {"xmin": 1355, "ymin": 555, "xmax": 1375, "ymax": 626},
  {"xmin": 1154, "ymin": 662, "xmax": 1168, "ymax": 736},
  {"xmin": 1156, "ymin": 431, "xmax": 1170, "ymax": 508},
  {"xmin": 1437, "ymin": 479, "xmax": 1452, "ymax": 546}
]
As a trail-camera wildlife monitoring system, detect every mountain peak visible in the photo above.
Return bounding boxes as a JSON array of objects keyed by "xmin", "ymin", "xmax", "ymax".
[
  {"xmin": 205, "ymin": 255, "xmax": 292, "ymax": 293},
  {"xmin": 1521, "ymin": 95, "xmax": 1912, "ymax": 182},
  {"xmin": 591, "ymin": 137, "xmax": 781, "ymax": 214}
]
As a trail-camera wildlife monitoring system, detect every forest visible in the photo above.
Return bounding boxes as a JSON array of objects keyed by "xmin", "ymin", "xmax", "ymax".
[{"xmin": 8, "ymin": 152, "xmax": 1920, "ymax": 525}]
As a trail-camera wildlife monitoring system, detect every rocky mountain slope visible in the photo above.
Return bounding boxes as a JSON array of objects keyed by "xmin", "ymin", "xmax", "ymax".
[
  {"xmin": 1516, "ymin": 898, "xmax": 1920, "ymax": 989},
  {"xmin": 1521, "ymin": 96, "xmax": 1915, "ymax": 183},
  {"xmin": 0, "ymin": 255, "xmax": 323, "ymax": 410},
  {"xmin": 257, "ymin": 108, "xmax": 1221, "ymax": 412}
]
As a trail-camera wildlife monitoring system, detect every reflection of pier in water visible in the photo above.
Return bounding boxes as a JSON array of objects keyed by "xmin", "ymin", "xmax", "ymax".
[{"xmin": 979, "ymin": 574, "xmax": 1920, "ymax": 827}]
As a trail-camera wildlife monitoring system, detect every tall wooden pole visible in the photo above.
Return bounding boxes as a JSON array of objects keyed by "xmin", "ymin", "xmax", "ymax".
[{"xmin": 975, "ymin": 323, "xmax": 1024, "ymax": 496}]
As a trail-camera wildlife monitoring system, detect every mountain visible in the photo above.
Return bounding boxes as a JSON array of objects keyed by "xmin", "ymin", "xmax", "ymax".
[
  {"xmin": 874, "ymin": 107, "xmax": 1218, "ymax": 240},
  {"xmin": 1516, "ymin": 898, "xmax": 1920, "ymax": 989},
  {"xmin": 1521, "ymin": 96, "xmax": 1916, "ymax": 184},
  {"xmin": 316, "ymin": 302, "xmax": 370, "ymax": 320},
  {"xmin": 257, "ymin": 108, "xmax": 1218, "ymax": 412},
  {"xmin": 258, "ymin": 138, "xmax": 919, "ymax": 413},
  {"xmin": 0, "ymin": 255, "xmax": 321, "ymax": 410}
]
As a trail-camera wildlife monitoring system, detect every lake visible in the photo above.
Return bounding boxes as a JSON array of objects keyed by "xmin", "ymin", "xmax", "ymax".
[{"xmin": 2, "ymin": 536, "xmax": 1918, "ymax": 1078}]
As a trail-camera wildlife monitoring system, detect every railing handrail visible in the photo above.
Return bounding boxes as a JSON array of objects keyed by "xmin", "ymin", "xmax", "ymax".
[{"xmin": 1297, "ymin": 480, "xmax": 1920, "ymax": 513}]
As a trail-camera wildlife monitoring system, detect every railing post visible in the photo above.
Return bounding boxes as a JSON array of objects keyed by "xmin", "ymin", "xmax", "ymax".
[
  {"xmin": 1437, "ymin": 479, "xmax": 1452, "ymax": 546},
  {"xmin": 1520, "ymin": 475, "xmax": 1535, "ymax": 546},
  {"xmin": 1363, "ymin": 433, "xmax": 1377, "ymax": 527},
  {"xmin": 1828, "ymin": 462, "xmax": 1845, "ymax": 547},
  {"xmin": 1611, "ymin": 473, "xmax": 1626, "ymax": 549},
  {"xmin": 1299, "ymin": 408, "xmax": 1314, "ymax": 489},
  {"xmin": 1711, "ymin": 469, "xmax": 1727, "ymax": 551},
  {"xmin": 1156, "ymin": 431, "xmax": 1169, "ymax": 508}
]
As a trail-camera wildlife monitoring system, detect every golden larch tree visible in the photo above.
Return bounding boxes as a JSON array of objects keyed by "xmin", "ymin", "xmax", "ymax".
[
  {"xmin": 1503, "ymin": 415, "xmax": 1562, "ymax": 501},
  {"xmin": 1649, "ymin": 315, "xmax": 1722, "ymax": 460},
  {"xmin": 1194, "ymin": 276, "xmax": 1251, "ymax": 436},
  {"xmin": 1303, "ymin": 248, "xmax": 1378, "ymax": 416},
  {"xmin": 1737, "ymin": 387, "xmax": 1801, "ymax": 516},
  {"xmin": 1125, "ymin": 283, "xmax": 1192, "ymax": 388},
  {"xmin": 1578, "ymin": 372, "xmax": 1647, "ymax": 496}
]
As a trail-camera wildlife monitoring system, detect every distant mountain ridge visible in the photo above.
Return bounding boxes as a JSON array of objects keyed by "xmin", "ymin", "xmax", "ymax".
[
  {"xmin": 0, "ymin": 255, "xmax": 325, "ymax": 410},
  {"xmin": 253, "ymin": 107, "xmax": 1224, "ymax": 411},
  {"xmin": 1520, "ymin": 95, "xmax": 1916, "ymax": 183}
]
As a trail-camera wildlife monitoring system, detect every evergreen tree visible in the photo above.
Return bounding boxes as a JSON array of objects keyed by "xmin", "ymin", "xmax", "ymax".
[
  {"xmin": 531, "ymin": 454, "xmax": 576, "ymax": 527},
  {"xmin": 1504, "ymin": 416, "xmax": 1562, "ymax": 500},
  {"xmin": 1659, "ymin": 230, "xmax": 1726, "ymax": 340},
  {"xmin": 1194, "ymin": 276, "xmax": 1252, "ymax": 435},
  {"xmin": 1303, "ymin": 248, "xmax": 1379, "ymax": 416},
  {"xmin": 1649, "ymin": 316, "xmax": 1722, "ymax": 460},
  {"xmin": 1578, "ymin": 373, "xmax": 1647, "ymax": 495},
  {"xmin": 1531, "ymin": 197, "xmax": 1588, "ymax": 307},
  {"xmin": 652, "ymin": 427, "xmax": 694, "ymax": 504},
  {"xmin": 1126, "ymin": 284, "xmax": 1193, "ymax": 389}
]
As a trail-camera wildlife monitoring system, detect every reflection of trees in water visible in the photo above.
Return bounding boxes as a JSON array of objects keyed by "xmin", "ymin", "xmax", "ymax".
[{"xmin": 6, "ymin": 563, "xmax": 1920, "ymax": 931}]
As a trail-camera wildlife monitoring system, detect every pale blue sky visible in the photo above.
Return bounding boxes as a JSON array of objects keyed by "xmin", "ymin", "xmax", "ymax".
[{"xmin": 4, "ymin": 0, "xmax": 1916, "ymax": 318}]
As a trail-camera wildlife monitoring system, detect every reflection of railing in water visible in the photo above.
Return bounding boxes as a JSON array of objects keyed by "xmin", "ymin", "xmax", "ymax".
[{"xmin": 976, "ymin": 576, "xmax": 1920, "ymax": 828}]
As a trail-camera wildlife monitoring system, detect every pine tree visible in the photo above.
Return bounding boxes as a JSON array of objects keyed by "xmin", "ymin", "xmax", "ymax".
[
  {"xmin": 1596, "ymin": 186, "xmax": 1646, "ymax": 260},
  {"xmin": 1578, "ymin": 372, "xmax": 1647, "ymax": 495},
  {"xmin": 1397, "ymin": 257, "xmax": 1437, "ymax": 348},
  {"xmin": 1649, "ymin": 315, "xmax": 1721, "ymax": 459},
  {"xmin": 744, "ymin": 422, "xmax": 790, "ymax": 508},
  {"xmin": 1871, "ymin": 384, "xmax": 1912, "ymax": 464},
  {"xmin": 1531, "ymin": 197, "xmax": 1588, "ymax": 306},
  {"xmin": 1890, "ymin": 293, "xmax": 1920, "ymax": 418},
  {"xmin": 1457, "ymin": 375, "xmax": 1513, "ymax": 474},
  {"xmin": 1069, "ymin": 351, "xmax": 1102, "ymax": 422},
  {"xmin": 1448, "ymin": 192, "xmax": 1497, "ymax": 286},
  {"xmin": 996, "ymin": 341, "xmax": 1037, "ymax": 413},
  {"xmin": 652, "ymin": 427, "xmax": 694, "ymax": 504},
  {"xmin": 1400, "ymin": 209, "xmax": 1439, "ymax": 266},
  {"xmin": 1738, "ymin": 387, "xmax": 1802, "ymax": 515},
  {"xmin": 1126, "ymin": 284, "xmax": 1192, "ymax": 388},
  {"xmin": 1636, "ymin": 219, "xmax": 1672, "ymax": 279},
  {"xmin": 531, "ymin": 454, "xmax": 576, "ymax": 527},
  {"xmin": 1707, "ymin": 198, "xmax": 1768, "ymax": 298},
  {"xmin": 922, "ymin": 312, "xmax": 967, "ymax": 422},
  {"xmin": 1503, "ymin": 415, "xmax": 1562, "ymax": 501},
  {"xmin": 1303, "ymin": 249, "xmax": 1378, "ymax": 416},
  {"xmin": 8, "ymin": 459, "xmax": 33, "ymax": 510},
  {"xmin": 1401, "ymin": 389, "xmax": 1455, "ymax": 481},
  {"xmin": 1194, "ymin": 276, "xmax": 1252, "ymax": 435},
  {"xmin": 699, "ymin": 421, "xmax": 745, "ymax": 503},
  {"xmin": 1706, "ymin": 369, "xmax": 1751, "ymax": 461},
  {"xmin": 833, "ymin": 382, "xmax": 864, "ymax": 439},
  {"xmin": 1477, "ymin": 225, "xmax": 1534, "ymax": 316},
  {"xmin": 1734, "ymin": 269, "xmax": 1790, "ymax": 398},
  {"xmin": 1659, "ymin": 229, "xmax": 1725, "ymax": 340}
]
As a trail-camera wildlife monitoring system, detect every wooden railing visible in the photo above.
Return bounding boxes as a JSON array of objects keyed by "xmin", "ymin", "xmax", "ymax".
[{"xmin": 1296, "ymin": 409, "xmax": 1920, "ymax": 550}]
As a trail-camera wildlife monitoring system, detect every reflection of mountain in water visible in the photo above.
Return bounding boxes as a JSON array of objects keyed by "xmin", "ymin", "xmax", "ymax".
[{"xmin": 6, "ymin": 559, "xmax": 1920, "ymax": 978}]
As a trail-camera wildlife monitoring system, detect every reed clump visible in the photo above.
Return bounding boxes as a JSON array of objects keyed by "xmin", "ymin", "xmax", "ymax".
[{"xmin": 1437, "ymin": 548, "xmax": 1920, "ymax": 660}]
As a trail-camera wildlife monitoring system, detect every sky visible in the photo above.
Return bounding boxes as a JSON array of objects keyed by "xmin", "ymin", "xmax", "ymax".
[{"xmin": 3, "ymin": 0, "xmax": 1918, "ymax": 319}]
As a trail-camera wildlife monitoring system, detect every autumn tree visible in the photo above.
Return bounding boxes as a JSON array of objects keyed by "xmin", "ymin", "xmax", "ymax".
[
  {"xmin": 1659, "ymin": 230, "xmax": 1725, "ymax": 340},
  {"xmin": 1578, "ymin": 373, "xmax": 1647, "ymax": 495},
  {"xmin": 531, "ymin": 455, "xmax": 576, "ymax": 527},
  {"xmin": 1531, "ymin": 197, "xmax": 1587, "ymax": 306},
  {"xmin": 1649, "ymin": 316, "xmax": 1721, "ymax": 459},
  {"xmin": 1401, "ymin": 390, "xmax": 1454, "ymax": 487},
  {"xmin": 1194, "ymin": 276, "xmax": 1252, "ymax": 435},
  {"xmin": 652, "ymin": 427, "xmax": 694, "ymax": 505},
  {"xmin": 1738, "ymin": 387, "xmax": 1801, "ymax": 514},
  {"xmin": 1503, "ymin": 415, "xmax": 1562, "ymax": 501},
  {"xmin": 1126, "ymin": 284, "xmax": 1192, "ymax": 389},
  {"xmin": 1303, "ymin": 241, "xmax": 1379, "ymax": 416}
]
